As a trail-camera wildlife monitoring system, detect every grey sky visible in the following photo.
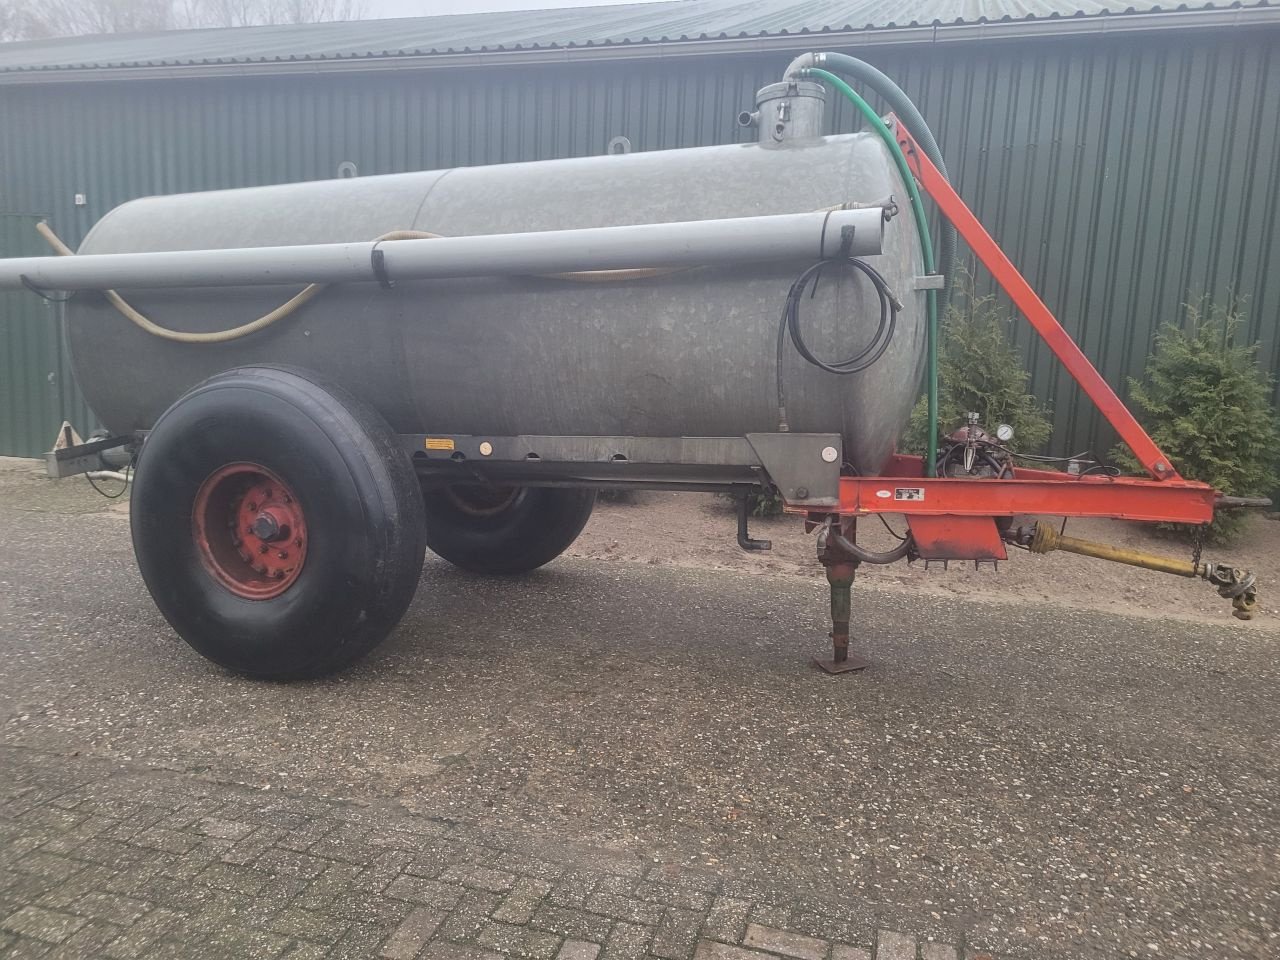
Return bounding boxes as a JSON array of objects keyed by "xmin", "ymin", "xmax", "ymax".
[{"xmin": 360, "ymin": 0, "xmax": 664, "ymax": 19}]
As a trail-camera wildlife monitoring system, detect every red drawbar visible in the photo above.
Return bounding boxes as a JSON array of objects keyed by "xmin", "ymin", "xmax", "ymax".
[{"xmin": 821, "ymin": 457, "xmax": 1215, "ymax": 526}]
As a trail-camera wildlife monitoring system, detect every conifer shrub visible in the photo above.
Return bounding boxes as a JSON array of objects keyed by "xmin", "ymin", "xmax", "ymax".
[
  {"xmin": 903, "ymin": 279, "xmax": 1052, "ymax": 456},
  {"xmin": 1111, "ymin": 302, "xmax": 1279, "ymax": 542}
]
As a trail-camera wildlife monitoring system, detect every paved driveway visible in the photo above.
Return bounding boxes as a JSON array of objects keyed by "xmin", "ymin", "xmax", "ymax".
[{"xmin": 0, "ymin": 466, "xmax": 1276, "ymax": 958}]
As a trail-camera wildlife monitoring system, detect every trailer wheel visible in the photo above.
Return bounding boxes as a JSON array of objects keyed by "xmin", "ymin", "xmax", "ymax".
[
  {"xmin": 421, "ymin": 484, "xmax": 595, "ymax": 574},
  {"xmin": 130, "ymin": 365, "xmax": 425, "ymax": 680}
]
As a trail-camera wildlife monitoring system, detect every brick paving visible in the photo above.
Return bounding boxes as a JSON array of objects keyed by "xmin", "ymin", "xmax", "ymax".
[{"xmin": 0, "ymin": 747, "xmax": 1001, "ymax": 960}]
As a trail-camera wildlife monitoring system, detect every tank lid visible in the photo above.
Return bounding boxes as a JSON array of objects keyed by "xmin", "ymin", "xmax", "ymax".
[
  {"xmin": 754, "ymin": 79, "xmax": 827, "ymax": 105},
  {"xmin": 744, "ymin": 79, "xmax": 827, "ymax": 145}
]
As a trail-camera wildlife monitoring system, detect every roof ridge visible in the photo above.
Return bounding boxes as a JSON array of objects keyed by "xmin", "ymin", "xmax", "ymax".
[{"xmin": 0, "ymin": 0, "xmax": 1272, "ymax": 75}]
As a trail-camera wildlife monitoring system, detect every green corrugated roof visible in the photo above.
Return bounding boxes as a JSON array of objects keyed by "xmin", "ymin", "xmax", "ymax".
[{"xmin": 0, "ymin": 0, "xmax": 1273, "ymax": 74}]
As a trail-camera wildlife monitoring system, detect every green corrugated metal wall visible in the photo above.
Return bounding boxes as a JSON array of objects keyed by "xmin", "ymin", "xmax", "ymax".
[
  {"xmin": 0, "ymin": 214, "xmax": 91, "ymax": 457},
  {"xmin": 1, "ymin": 28, "xmax": 1277, "ymax": 458}
]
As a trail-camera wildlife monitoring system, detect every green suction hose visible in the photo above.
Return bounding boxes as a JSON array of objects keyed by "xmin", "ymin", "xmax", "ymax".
[{"xmin": 802, "ymin": 67, "xmax": 941, "ymax": 475}]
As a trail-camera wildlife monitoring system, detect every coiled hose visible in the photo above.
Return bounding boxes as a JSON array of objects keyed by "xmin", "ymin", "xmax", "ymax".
[{"xmin": 774, "ymin": 257, "xmax": 900, "ymax": 431}]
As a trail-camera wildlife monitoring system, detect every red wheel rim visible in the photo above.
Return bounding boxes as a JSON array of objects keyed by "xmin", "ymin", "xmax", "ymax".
[{"xmin": 191, "ymin": 463, "xmax": 308, "ymax": 600}]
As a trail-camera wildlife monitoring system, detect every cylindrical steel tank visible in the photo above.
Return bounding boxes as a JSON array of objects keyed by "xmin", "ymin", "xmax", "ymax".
[{"xmin": 66, "ymin": 130, "xmax": 926, "ymax": 474}]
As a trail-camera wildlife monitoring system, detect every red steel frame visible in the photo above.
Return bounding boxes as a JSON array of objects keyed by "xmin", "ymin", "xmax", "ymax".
[{"xmin": 792, "ymin": 118, "xmax": 1219, "ymax": 528}]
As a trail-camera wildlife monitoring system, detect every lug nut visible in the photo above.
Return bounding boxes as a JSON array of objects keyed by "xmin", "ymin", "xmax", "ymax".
[{"xmin": 250, "ymin": 513, "xmax": 281, "ymax": 541}]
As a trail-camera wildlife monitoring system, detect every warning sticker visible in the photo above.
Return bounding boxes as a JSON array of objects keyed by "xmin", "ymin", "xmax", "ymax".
[
  {"xmin": 894, "ymin": 487, "xmax": 926, "ymax": 501},
  {"xmin": 424, "ymin": 437, "xmax": 455, "ymax": 451}
]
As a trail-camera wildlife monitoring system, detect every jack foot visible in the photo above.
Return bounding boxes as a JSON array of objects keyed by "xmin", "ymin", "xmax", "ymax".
[
  {"xmin": 813, "ymin": 540, "xmax": 869, "ymax": 673},
  {"xmin": 813, "ymin": 647, "xmax": 870, "ymax": 674}
]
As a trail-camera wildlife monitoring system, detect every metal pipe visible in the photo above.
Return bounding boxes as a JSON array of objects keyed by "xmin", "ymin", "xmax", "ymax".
[
  {"xmin": 0, "ymin": 208, "xmax": 885, "ymax": 292},
  {"xmin": 783, "ymin": 52, "xmax": 820, "ymax": 78}
]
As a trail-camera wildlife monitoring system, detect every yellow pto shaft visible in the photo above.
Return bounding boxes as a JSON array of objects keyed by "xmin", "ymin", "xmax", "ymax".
[{"xmin": 1024, "ymin": 521, "xmax": 1259, "ymax": 620}]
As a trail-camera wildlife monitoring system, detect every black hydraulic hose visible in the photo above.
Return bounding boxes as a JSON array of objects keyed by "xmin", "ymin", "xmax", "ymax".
[
  {"xmin": 775, "ymin": 257, "xmax": 900, "ymax": 430},
  {"xmin": 799, "ymin": 52, "xmax": 957, "ymax": 316},
  {"xmin": 830, "ymin": 527, "xmax": 912, "ymax": 565}
]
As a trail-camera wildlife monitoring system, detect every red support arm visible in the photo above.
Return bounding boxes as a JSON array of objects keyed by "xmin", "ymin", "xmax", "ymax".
[
  {"xmin": 893, "ymin": 118, "xmax": 1180, "ymax": 482},
  {"xmin": 835, "ymin": 470, "xmax": 1216, "ymax": 524}
]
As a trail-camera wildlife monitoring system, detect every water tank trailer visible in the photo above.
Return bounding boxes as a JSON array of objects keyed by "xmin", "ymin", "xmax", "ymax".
[{"xmin": 1, "ymin": 54, "xmax": 1262, "ymax": 679}]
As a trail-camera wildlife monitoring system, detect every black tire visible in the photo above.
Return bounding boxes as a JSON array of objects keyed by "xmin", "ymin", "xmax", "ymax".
[
  {"xmin": 421, "ymin": 484, "xmax": 595, "ymax": 575},
  {"xmin": 130, "ymin": 365, "xmax": 426, "ymax": 680}
]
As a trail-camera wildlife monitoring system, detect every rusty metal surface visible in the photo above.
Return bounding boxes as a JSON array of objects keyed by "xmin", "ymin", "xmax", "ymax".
[{"xmin": 813, "ymin": 520, "xmax": 868, "ymax": 673}]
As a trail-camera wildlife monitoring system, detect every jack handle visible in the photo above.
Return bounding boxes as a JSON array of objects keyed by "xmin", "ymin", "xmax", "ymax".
[{"xmin": 1013, "ymin": 520, "xmax": 1259, "ymax": 620}]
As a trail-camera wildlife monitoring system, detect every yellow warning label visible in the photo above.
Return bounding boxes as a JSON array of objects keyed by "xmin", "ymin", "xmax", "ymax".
[{"xmin": 424, "ymin": 437, "xmax": 455, "ymax": 451}]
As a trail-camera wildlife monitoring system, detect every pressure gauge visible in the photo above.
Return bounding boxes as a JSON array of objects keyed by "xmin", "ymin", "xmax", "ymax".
[{"xmin": 995, "ymin": 423, "xmax": 1015, "ymax": 443}]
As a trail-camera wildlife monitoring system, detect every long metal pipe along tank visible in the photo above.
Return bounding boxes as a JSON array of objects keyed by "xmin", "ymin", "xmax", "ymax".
[{"xmin": 0, "ymin": 209, "xmax": 883, "ymax": 291}]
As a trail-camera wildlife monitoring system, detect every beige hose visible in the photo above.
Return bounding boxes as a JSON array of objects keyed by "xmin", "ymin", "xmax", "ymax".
[
  {"xmin": 38, "ymin": 221, "xmax": 332, "ymax": 344},
  {"xmin": 36, "ymin": 222, "xmax": 683, "ymax": 344}
]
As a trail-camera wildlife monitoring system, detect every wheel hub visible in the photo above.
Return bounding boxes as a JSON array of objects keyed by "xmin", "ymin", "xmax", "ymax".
[
  {"xmin": 442, "ymin": 484, "xmax": 522, "ymax": 517},
  {"xmin": 192, "ymin": 463, "xmax": 307, "ymax": 599}
]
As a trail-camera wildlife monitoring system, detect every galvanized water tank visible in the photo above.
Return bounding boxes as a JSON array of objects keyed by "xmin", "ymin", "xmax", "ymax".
[{"xmin": 66, "ymin": 130, "xmax": 926, "ymax": 474}]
